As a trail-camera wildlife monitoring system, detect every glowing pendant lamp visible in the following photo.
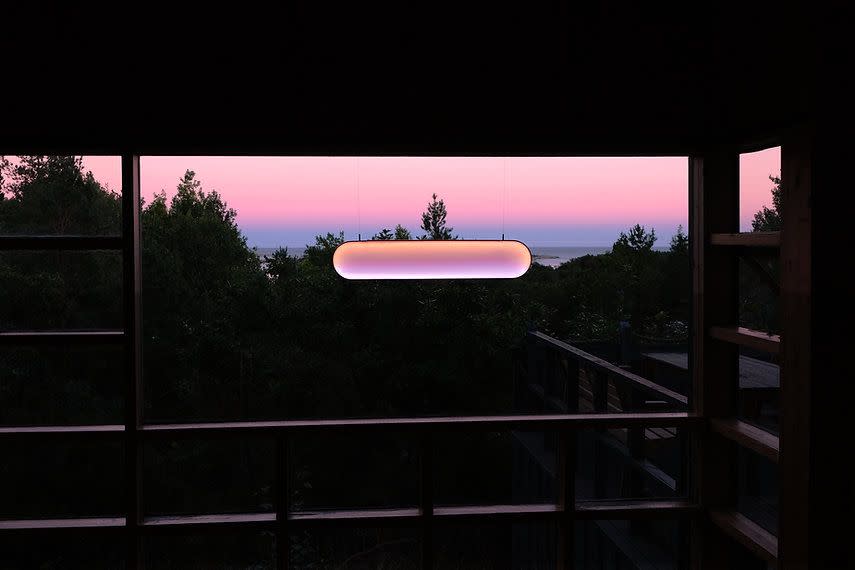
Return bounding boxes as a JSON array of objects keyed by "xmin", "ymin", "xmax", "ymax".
[{"xmin": 333, "ymin": 240, "xmax": 531, "ymax": 280}]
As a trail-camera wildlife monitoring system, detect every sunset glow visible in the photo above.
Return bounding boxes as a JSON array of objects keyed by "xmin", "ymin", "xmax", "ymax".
[{"xmin": 77, "ymin": 154, "xmax": 779, "ymax": 246}]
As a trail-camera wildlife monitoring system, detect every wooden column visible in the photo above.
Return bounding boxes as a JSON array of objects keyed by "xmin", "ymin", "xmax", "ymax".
[
  {"xmin": 689, "ymin": 151, "xmax": 739, "ymax": 569},
  {"xmin": 121, "ymin": 154, "xmax": 143, "ymax": 569},
  {"xmin": 780, "ymin": 129, "xmax": 851, "ymax": 569}
]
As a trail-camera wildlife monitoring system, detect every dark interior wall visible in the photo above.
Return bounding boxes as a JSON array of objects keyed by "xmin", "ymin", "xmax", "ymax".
[{"xmin": 0, "ymin": 1, "xmax": 816, "ymax": 155}]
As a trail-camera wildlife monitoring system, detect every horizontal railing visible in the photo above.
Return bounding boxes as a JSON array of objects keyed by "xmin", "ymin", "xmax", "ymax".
[{"xmin": 528, "ymin": 330, "xmax": 689, "ymax": 407}]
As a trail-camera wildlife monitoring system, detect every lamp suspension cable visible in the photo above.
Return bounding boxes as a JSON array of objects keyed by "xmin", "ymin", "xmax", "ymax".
[
  {"xmin": 355, "ymin": 156, "xmax": 362, "ymax": 241},
  {"xmin": 502, "ymin": 157, "xmax": 508, "ymax": 240}
]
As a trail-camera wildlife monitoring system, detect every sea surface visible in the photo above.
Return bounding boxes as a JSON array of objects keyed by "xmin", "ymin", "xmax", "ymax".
[{"xmin": 254, "ymin": 245, "xmax": 625, "ymax": 268}]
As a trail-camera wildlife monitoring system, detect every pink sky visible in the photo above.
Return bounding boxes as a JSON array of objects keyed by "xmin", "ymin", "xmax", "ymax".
[{"xmin": 78, "ymin": 153, "xmax": 779, "ymax": 247}]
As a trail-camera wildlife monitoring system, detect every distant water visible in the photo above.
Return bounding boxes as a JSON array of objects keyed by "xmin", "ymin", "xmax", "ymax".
[{"xmin": 254, "ymin": 245, "xmax": 623, "ymax": 268}]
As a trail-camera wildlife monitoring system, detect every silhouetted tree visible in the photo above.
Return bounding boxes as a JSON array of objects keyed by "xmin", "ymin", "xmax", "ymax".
[
  {"xmin": 372, "ymin": 228, "xmax": 394, "ymax": 240},
  {"xmin": 394, "ymin": 224, "xmax": 412, "ymax": 240},
  {"xmin": 0, "ymin": 155, "xmax": 120, "ymax": 234},
  {"xmin": 420, "ymin": 193, "xmax": 455, "ymax": 240},
  {"xmin": 613, "ymin": 224, "xmax": 656, "ymax": 254},
  {"xmin": 751, "ymin": 175, "xmax": 782, "ymax": 232},
  {"xmin": 669, "ymin": 225, "xmax": 688, "ymax": 254}
]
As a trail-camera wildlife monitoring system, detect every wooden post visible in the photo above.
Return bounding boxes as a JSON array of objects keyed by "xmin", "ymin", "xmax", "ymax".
[
  {"xmin": 798, "ymin": 130, "xmax": 853, "ymax": 569},
  {"xmin": 689, "ymin": 151, "xmax": 739, "ymax": 569},
  {"xmin": 121, "ymin": 154, "xmax": 143, "ymax": 569}
]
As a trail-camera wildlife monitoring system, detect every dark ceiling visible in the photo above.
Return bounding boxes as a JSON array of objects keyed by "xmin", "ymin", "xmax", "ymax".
[{"xmin": 1, "ymin": 2, "xmax": 817, "ymax": 155}]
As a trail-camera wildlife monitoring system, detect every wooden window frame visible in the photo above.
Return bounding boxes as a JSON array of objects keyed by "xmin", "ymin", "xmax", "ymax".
[{"xmin": 0, "ymin": 145, "xmax": 814, "ymax": 568}]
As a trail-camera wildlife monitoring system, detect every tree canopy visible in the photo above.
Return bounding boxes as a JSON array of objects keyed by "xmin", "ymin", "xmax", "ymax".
[{"xmin": 751, "ymin": 175, "xmax": 782, "ymax": 232}]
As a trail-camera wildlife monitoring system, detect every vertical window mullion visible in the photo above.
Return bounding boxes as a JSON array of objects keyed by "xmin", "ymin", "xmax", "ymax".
[{"xmin": 121, "ymin": 154, "xmax": 143, "ymax": 569}]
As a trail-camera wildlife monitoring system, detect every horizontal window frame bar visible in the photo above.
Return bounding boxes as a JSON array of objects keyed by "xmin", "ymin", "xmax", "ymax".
[
  {"xmin": 710, "ymin": 418, "xmax": 779, "ymax": 462},
  {"xmin": 709, "ymin": 232, "xmax": 780, "ymax": 248},
  {"xmin": 709, "ymin": 326, "xmax": 780, "ymax": 354},
  {"xmin": 1, "ymin": 501, "xmax": 698, "ymax": 534},
  {"xmin": 0, "ymin": 424, "xmax": 124, "ymax": 437},
  {"xmin": 140, "ymin": 412, "xmax": 700, "ymax": 437},
  {"xmin": 529, "ymin": 331, "xmax": 689, "ymax": 405},
  {"xmin": 142, "ymin": 512, "xmax": 276, "ymax": 529},
  {"xmin": 0, "ymin": 517, "xmax": 126, "ymax": 530},
  {"xmin": 574, "ymin": 499, "xmax": 698, "ymax": 519},
  {"xmin": 0, "ymin": 235, "xmax": 123, "ymax": 250},
  {"xmin": 0, "ymin": 330, "xmax": 125, "ymax": 345},
  {"xmin": 710, "ymin": 509, "xmax": 778, "ymax": 564}
]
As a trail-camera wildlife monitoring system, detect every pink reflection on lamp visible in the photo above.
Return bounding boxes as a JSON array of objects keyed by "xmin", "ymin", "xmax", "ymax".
[{"xmin": 333, "ymin": 240, "xmax": 532, "ymax": 280}]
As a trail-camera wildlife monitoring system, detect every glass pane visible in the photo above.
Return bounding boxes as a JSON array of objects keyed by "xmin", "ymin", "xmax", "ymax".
[
  {"xmin": 433, "ymin": 430, "xmax": 557, "ymax": 506},
  {"xmin": 291, "ymin": 527, "xmax": 420, "ymax": 569},
  {"xmin": 576, "ymin": 428, "xmax": 685, "ymax": 501},
  {"xmin": 0, "ymin": 440, "xmax": 122, "ymax": 518},
  {"xmin": 144, "ymin": 439, "xmax": 274, "ymax": 516},
  {"xmin": 737, "ymin": 446, "xmax": 778, "ymax": 536},
  {"xmin": 139, "ymin": 156, "xmax": 690, "ymax": 421},
  {"xmin": 0, "ymin": 533, "xmax": 124, "ymax": 569},
  {"xmin": 144, "ymin": 532, "xmax": 275, "ymax": 570},
  {"xmin": 434, "ymin": 520, "xmax": 557, "ymax": 568},
  {"xmin": 740, "ymin": 147, "xmax": 781, "ymax": 232},
  {"xmin": 575, "ymin": 519, "xmax": 687, "ymax": 569},
  {"xmin": 290, "ymin": 432, "xmax": 418, "ymax": 511},
  {"xmin": 737, "ymin": 348, "xmax": 780, "ymax": 435},
  {"xmin": 0, "ymin": 344, "xmax": 122, "ymax": 425},
  {"xmin": 0, "ymin": 156, "xmax": 122, "ymax": 236},
  {"xmin": 0, "ymin": 250, "xmax": 122, "ymax": 331}
]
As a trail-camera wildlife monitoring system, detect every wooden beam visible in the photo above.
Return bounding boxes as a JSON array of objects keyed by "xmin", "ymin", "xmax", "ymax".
[
  {"xmin": 290, "ymin": 508, "xmax": 419, "ymax": 523},
  {"xmin": 530, "ymin": 332, "xmax": 688, "ymax": 405},
  {"xmin": 710, "ymin": 510, "xmax": 778, "ymax": 564},
  {"xmin": 710, "ymin": 419, "xmax": 779, "ymax": 463},
  {"xmin": 143, "ymin": 513, "xmax": 275, "ymax": 527},
  {"xmin": 0, "ymin": 518, "xmax": 126, "ymax": 530},
  {"xmin": 689, "ymin": 151, "xmax": 740, "ymax": 569},
  {"xmin": 709, "ymin": 326, "xmax": 780, "ymax": 354},
  {"xmin": 121, "ymin": 154, "xmax": 143, "ymax": 570},
  {"xmin": 575, "ymin": 499, "xmax": 699, "ymax": 519},
  {"xmin": 139, "ymin": 413, "xmax": 699, "ymax": 437},
  {"xmin": 0, "ymin": 331, "xmax": 124, "ymax": 345},
  {"xmin": 434, "ymin": 504, "xmax": 559, "ymax": 520},
  {"xmin": 0, "ymin": 424, "xmax": 124, "ymax": 436},
  {"xmin": 0, "ymin": 235, "xmax": 123, "ymax": 250},
  {"xmin": 778, "ymin": 133, "xmax": 812, "ymax": 568},
  {"xmin": 710, "ymin": 232, "xmax": 780, "ymax": 248}
]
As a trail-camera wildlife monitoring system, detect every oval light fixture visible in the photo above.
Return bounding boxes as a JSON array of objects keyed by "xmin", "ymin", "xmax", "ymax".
[{"xmin": 333, "ymin": 240, "xmax": 531, "ymax": 280}]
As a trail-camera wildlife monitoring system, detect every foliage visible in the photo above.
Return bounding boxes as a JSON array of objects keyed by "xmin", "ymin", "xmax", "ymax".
[
  {"xmin": 419, "ymin": 193, "xmax": 455, "ymax": 240},
  {"xmin": 372, "ymin": 228, "xmax": 394, "ymax": 240},
  {"xmin": 613, "ymin": 224, "xmax": 656, "ymax": 254},
  {"xmin": 751, "ymin": 175, "xmax": 782, "ymax": 232},
  {"xmin": 394, "ymin": 224, "xmax": 412, "ymax": 240}
]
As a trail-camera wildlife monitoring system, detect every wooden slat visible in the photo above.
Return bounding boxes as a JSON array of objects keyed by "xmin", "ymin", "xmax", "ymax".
[
  {"xmin": 289, "ymin": 508, "xmax": 420, "ymax": 523},
  {"xmin": 142, "ymin": 513, "xmax": 275, "ymax": 527},
  {"xmin": 710, "ymin": 419, "xmax": 779, "ymax": 462},
  {"xmin": 709, "ymin": 232, "xmax": 780, "ymax": 248},
  {"xmin": 140, "ymin": 412, "xmax": 699, "ymax": 437},
  {"xmin": 690, "ymin": 152, "xmax": 740, "ymax": 569},
  {"xmin": 0, "ymin": 424, "xmax": 124, "ymax": 436},
  {"xmin": 434, "ymin": 504, "xmax": 559, "ymax": 520},
  {"xmin": 529, "ymin": 332, "xmax": 688, "ymax": 405},
  {"xmin": 709, "ymin": 326, "xmax": 780, "ymax": 354},
  {"xmin": 575, "ymin": 499, "xmax": 698, "ymax": 519},
  {"xmin": 0, "ymin": 517, "xmax": 126, "ymax": 530},
  {"xmin": 121, "ymin": 154, "xmax": 143, "ymax": 570},
  {"xmin": 710, "ymin": 510, "xmax": 778, "ymax": 564},
  {"xmin": 0, "ymin": 235, "xmax": 123, "ymax": 250},
  {"xmin": 0, "ymin": 330, "xmax": 124, "ymax": 344},
  {"xmin": 778, "ymin": 133, "xmax": 812, "ymax": 567}
]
